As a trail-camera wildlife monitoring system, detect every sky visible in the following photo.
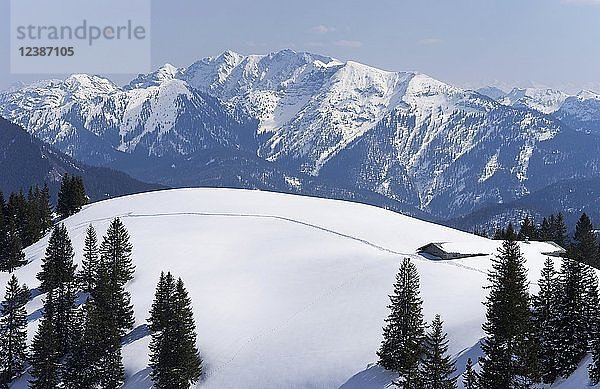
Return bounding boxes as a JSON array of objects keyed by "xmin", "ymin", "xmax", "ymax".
[{"xmin": 1, "ymin": 0, "xmax": 600, "ymax": 93}]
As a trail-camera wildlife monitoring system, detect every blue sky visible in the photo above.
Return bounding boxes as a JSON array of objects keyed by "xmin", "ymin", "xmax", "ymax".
[{"xmin": 2, "ymin": 0, "xmax": 600, "ymax": 92}]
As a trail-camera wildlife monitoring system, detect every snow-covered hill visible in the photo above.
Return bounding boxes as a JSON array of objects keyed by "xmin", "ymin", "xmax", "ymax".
[{"xmin": 2, "ymin": 188, "xmax": 595, "ymax": 388}]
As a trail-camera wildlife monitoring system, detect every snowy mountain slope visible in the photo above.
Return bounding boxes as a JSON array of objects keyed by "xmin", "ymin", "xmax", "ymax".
[
  {"xmin": 180, "ymin": 50, "xmax": 600, "ymax": 216},
  {"xmin": 0, "ymin": 71, "xmax": 257, "ymax": 165},
  {"xmin": 0, "ymin": 117, "xmax": 163, "ymax": 201},
  {"xmin": 555, "ymin": 90, "xmax": 600, "ymax": 135},
  {"xmin": 476, "ymin": 86, "xmax": 507, "ymax": 101},
  {"xmin": 498, "ymin": 87, "xmax": 570, "ymax": 114},
  {"xmin": 2, "ymin": 188, "xmax": 594, "ymax": 388},
  {"xmin": 480, "ymin": 86, "xmax": 600, "ymax": 135},
  {"xmin": 3, "ymin": 49, "xmax": 600, "ymax": 219}
]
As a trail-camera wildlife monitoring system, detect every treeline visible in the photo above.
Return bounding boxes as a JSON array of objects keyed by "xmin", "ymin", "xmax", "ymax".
[
  {"xmin": 492, "ymin": 212, "xmax": 568, "ymax": 245},
  {"xmin": 0, "ymin": 174, "xmax": 88, "ymax": 273},
  {"xmin": 378, "ymin": 226, "xmax": 600, "ymax": 388},
  {"xmin": 0, "ymin": 220, "xmax": 202, "ymax": 388},
  {"xmin": 494, "ymin": 212, "xmax": 600, "ymax": 269}
]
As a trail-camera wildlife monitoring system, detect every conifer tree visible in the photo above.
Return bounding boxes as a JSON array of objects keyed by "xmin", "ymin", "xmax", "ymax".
[
  {"xmin": 421, "ymin": 314, "xmax": 456, "ymax": 389},
  {"xmin": 69, "ymin": 218, "xmax": 136, "ymax": 388},
  {"xmin": 34, "ymin": 223, "xmax": 77, "ymax": 361},
  {"xmin": 57, "ymin": 174, "xmax": 88, "ymax": 218},
  {"xmin": 531, "ymin": 258, "xmax": 559, "ymax": 384},
  {"xmin": 378, "ymin": 258, "xmax": 425, "ymax": 388},
  {"xmin": 505, "ymin": 223, "xmax": 517, "ymax": 240},
  {"xmin": 62, "ymin": 304, "xmax": 95, "ymax": 389},
  {"xmin": 572, "ymin": 213, "xmax": 599, "ymax": 268},
  {"xmin": 148, "ymin": 272, "xmax": 176, "ymax": 332},
  {"xmin": 586, "ymin": 266, "xmax": 600, "ymax": 383},
  {"xmin": 554, "ymin": 213, "xmax": 568, "ymax": 248},
  {"xmin": 29, "ymin": 292, "xmax": 61, "ymax": 389},
  {"xmin": 79, "ymin": 224, "xmax": 99, "ymax": 292},
  {"xmin": 479, "ymin": 237, "xmax": 539, "ymax": 388},
  {"xmin": 99, "ymin": 217, "xmax": 135, "ymax": 334},
  {"xmin": 539, "ymin": 217, "xmax": 551, "ymax": 241},
  {"xmin": 37, "ymin": 224, "xmax": 76, "ymax": 292},
  {"xmin": 554, "ymin": 257, "xmax": 589, "ymax": 378},
  {"xmin": 40, "ymin": 183, "xmax": 53, "ymax": 233},
  {"xmin": 0, "ymin": 275, "xmax": 30, "ymax": 386},
  {"xmin": 462, "ymin": 358, "xmax": 479, "ymax": 389},
  {"xmin": 518, "ymin": 216, "xmax": 538, "ymax": 241},
  {"xmin": 0, "ymin": 193, "xmax": 6, "ymax": 265},
  {"xmin": 7, "ymin": 191, "xmax": 31, "ymax": 247},
  {"xmin": 548, "ymin": 214, "xmax": 558, "ymax": 243},
  {"xmin": 149, "ymin": 274, "xmax": 202, "ymax": 388},
  {"xmin": 0, "ymin": 219, "xmax": 26, "ymax": 272}
]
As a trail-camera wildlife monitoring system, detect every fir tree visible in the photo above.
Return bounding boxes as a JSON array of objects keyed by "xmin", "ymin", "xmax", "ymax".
[
  {"xmin": 79, "ymin": 224, "xmax": 99, "ymax": 292},
  {"xmin": 531, "ymin": 258, "xmax": 559, "ymax": 384},
  {"xmin": 148, "ymin": 271, "xmax": 176, "ymax": 332},
  {"xmin": 554, "ymin": 257, "xmax": 589, "ymax": 378},
  {"xmin": 0, "ymin": 275, "xmax": 30, "ymax": 386},
  {"xmin": 539, "ymin": 217, "xmax": 549, "ymax": 240},
  {"xmin": 35, "ymin": 223, "xmax": 77, "ymax": 360},
  {"xmin": 39, "ymin": 183, "xmax": 54, "ymax": 233},
  {"xmin": 572, "ymin": 213, "xmax": 599, "ymax": 268},
  {"xmin": 62, "ymin": 305, "xmax": 94, "ymax": 389},
  {"xmin": 7, "ymin": 191, "xmax": 31, "ymax": 247},
  {"xmin": 421, "ymin": 314, "xmax": 456, "ymax": 389},
  {"xmin": 29, "ymin": 292, "xmax": 61, "ymax": 389},
  {"xmin": 0, "ymin": 219, "xmax": 26, "ymax": 272},
  {"xmin": 479, "ymin": 237, "xmax": 539, "ymax": 388},
  {"xmin": 517, "ymin": 216, "xmax": 538, "ymax": 241},
  {"xmin": 378, "ymin": 258, "xmax": 425, "ymax": 388},
  {"xmin": 69, "ymin": 218, "xmax": 136, "ymax": 388},
  {"xmin": 462, "ymin": 358, "xmax": 479, "ymax": 389},
  {"xmin": 57, "ymin": 174, "xmax": 88, "ymax": 218},
  {"xmin": 37, "ymin": 224, "xmax": 76, "ymax": 292},
  {"xmin": 149, "ymin": 274, "xmax": 202, "ymax": 388},
  {"xmin": 98, "ymin": 217, "xmax": 135, "ymax": 334},
  {"xmin": 493, "ymin": 227, "xmax": 506, "ymax": 240},
  {"xmin": 554, "ymin": 213, "xmax": 568, "ymax": 248},
  {"xmin": 586, "ymin": 266, "xmax": 600, "ymax": 383}
]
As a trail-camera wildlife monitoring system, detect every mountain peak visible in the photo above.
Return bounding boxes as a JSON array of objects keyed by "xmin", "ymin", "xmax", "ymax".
[
  {"xmin": 576, "ymin": 89, "xmax": 600, "ymax": 100},
  {"xmin": 127, "ymin": 63, "xmax": 182, "ymax": 89},
  {"xmin": 63, "ymin": 74, "xmax": 118, "ymax": 97}
]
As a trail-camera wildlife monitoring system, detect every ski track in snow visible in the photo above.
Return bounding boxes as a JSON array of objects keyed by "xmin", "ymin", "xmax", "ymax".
[{"xmin": 123, "ymin": 210, "xmax": 490, "ymax": 277}]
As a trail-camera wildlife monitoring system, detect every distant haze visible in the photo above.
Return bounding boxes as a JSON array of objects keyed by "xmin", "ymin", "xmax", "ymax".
[{"xmin": 1, "ymin": 0, "xmax": 600, "ymax": 93}]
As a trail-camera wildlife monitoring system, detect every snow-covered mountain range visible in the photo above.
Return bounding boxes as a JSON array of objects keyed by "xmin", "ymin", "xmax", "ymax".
[
  {"xmin": 478, "ymin": 85, "xmax": 600, "ymax": 135},
  {"xmin": 4, "ymin": 188, "xmax": 596, "ymax": 388},
  {"xmin": 2, "ymin": 49, "xmax": 600, "ymax": 221}
]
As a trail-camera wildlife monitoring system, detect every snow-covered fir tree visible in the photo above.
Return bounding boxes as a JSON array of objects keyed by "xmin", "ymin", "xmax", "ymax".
[
  {"xmin": 0, "ymin": 219, "xmax": 26, "ymax": 273},
  {"xmin": 378, "ymin": 257, "xmax": 425, "ymax": 388},
  {"xmin": 420, "ymin": 314, "xmax": 456, "ymax": 389},
  {"xmin": 78, "ymin": 224, "xmax": 99, "ymax": 293},
  {"xmin": 571, "ymin": 213, "xmax": 599, "ymax": 268},
  {"xmin": 99, "ymin": 217, "xmax": 135, "ymax": 334},
  {"xmin": 35, "ymin": 224, "xmax": 77, "ymax": 356},
  {"xmin": 57, "ymin": 174, "xmax": 88, "ymax": 219},
  {"xmin": 29, "ymin": 291, "xmax": 61, "ymax": 389},
  {"xmin": 479, "ymin": 237, "xmax": 539, "ymax": 388},
  {"xmin": 532, "ymin": 257, "xmax": 559, "ymax": 383},
  {"xmin": 554, "ymin": 257, "xmax": 589, "ymax": 378},
  {"xmin": 149, "ymin": 273, "xmax": 202, "ymax": 388},
  {"xmin": 462, "ymin": 358, "xmax": 479, "ymax": 389},
  {"xmin": 0, "ymin": 275, "xmax": 30, "ymax": 386}
]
